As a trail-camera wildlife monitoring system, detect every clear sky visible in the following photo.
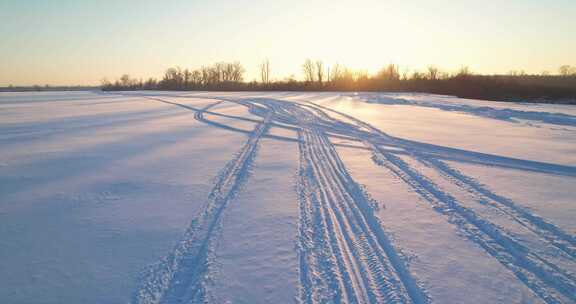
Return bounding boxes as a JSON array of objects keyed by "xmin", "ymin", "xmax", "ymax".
[{"xmin": 1, "ymin": 0, "xmax": 575, "ymax": 86}]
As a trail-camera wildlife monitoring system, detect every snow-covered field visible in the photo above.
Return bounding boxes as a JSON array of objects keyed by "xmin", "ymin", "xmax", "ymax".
[{"xmin": 1, "ymin": 91, "xmax": 575, "ymax": 304}]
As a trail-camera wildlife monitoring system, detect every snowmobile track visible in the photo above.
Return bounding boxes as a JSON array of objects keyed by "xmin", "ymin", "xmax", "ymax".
[
  {"xmin": 133, "ymin": 98, "xmax": 272, "ymax": 304},
  {"xmin": 126, "ymin": 93, "xmax": 575, "ymax": 304}
]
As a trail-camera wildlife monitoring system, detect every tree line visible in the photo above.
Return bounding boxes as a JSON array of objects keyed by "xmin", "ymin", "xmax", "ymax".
[
  {"xmin": 101, "ymin": 61, "xmax": 245, "ymax": 91},
  {"xmin": 101, "ymin": 60, "xmax": 576, "ymax": 103}
]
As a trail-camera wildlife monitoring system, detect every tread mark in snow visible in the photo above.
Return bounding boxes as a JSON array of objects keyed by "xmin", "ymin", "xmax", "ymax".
[
  {"xmin": 122, "ymin": 93, "xmax": 575, "ymax": 304},
  {"xmin": 133, "ymin": 99, "xmax": 272, "ymax": 304},
  {"xmin": 369, "ymin": 144, "xmax": 576, "ymax": 304},
  {"xmin": 306, "ymin": 101, "xmax": 576, "ymax": 304},
  {"xmin": 267, "ymin": 100, "xmax": 428, "ymax": 304}
]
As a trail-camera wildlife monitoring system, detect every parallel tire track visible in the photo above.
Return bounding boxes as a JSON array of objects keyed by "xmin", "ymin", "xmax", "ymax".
[
  {"xmin": 421, "ymin": 157, "xmax": 576, "ymax": 258},
  {"xmin": 290, "ymin": 103, "xmax": 427, "ymax": 304},
  {"xmin": 311, "ymin": 99, "xmax": 575, "ymax": 258},
  {"xmin": 302, "ymin": 100, "xmax": 576, "ymax": 304},
  {"xmin": 130, "ymin": 94, "xmax": 574, "ymax": 304},
  {"xmin": 133, "ymin": 100, "xmax": 272, "ymax": 304},
  {"xmin": 368, "ymin": 143, "xmax": 576, "ymax": 304}
]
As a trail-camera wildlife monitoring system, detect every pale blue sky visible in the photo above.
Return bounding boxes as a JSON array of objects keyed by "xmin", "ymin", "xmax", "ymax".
[{"xmin": 1, "ymin": 0, "xmax": 575, "ymax": 85}]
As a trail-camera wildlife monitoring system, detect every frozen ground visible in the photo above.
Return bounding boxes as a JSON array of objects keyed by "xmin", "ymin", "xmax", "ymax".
[{"xmin": 0, "ymin": 91, "xmax": 575, "ymax": 304}]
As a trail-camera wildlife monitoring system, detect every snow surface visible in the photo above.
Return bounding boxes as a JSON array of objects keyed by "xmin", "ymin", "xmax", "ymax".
[{"xmin": 0, "ymin": 91, "xmax": 574, "ymax": 304}]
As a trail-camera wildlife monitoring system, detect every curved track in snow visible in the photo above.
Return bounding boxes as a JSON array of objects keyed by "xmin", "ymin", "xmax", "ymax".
[
  {"xmin": 134, "ymin": 99, "xmax": 272, "ymax": 304},
  {"xmin": 308, "ymin": 100, "xmax": 576, "ymax": 304},
  {"xmin": 123, "ymin": 93, "xmax": 575, "ymax": 304}
]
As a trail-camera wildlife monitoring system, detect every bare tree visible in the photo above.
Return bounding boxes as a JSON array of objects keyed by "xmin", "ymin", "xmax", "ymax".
[
  {"xmin": 215, "ymin": 62, "xmax": 225, "ymax": 82},
  {"xmin": 144, "ymin": 77, "xmax": 157, "ymax": 89},
  {"xmin": 316, "ymin": 60, "xmax": 324, "ymax": 84},
  {"xmin": 456, "ymin": 66, "xmax": 472, "ymax": 78},
  {"xmin": 259, "ymin": 59, "xmax": 271, "ymax": 84},
  {"xmin": 191, "ymin": 70, "xmax": 202, "ymax": 86},
  {"xmin": 401, "ymin": 66, "xmax": 411, "ymax": 81},
  {"xmin": 331, "ymin": 63, "xmax": 342, "ymax": 83},
  {"xmin": 229, "ymin": 62, "xmax": 244, "ymax": 82},
  {"xmin": 342, "ymin": 67, "xmax": 354, "ymax": 83},
  {"xmin": 355, "ymin": 70, "xmax": 369, "ymax": 82},
  {"xmin": 120, "ymin": 74, "xmax": 132, "ymax": 87},
  {"xmin": 412, "ymin": 70, "xmax": 425, "ymax": 80},
  {"xmin": 377, "ymin": 64, "xmax": 400, "ymax": 81},
  {"xmin": 100, "ymin": 78, "xmax": 111, "ymax": 87},
  {"xmin": 559, "ymin": 65, "xmax": 573, "ymax": 76},
  {"xmin": 183, "ymin": 69, "xmax": 192, "ymax": 87},
  {"xmin": 427, "ymin": 66, "xmax": 439, "ymax": 80},
  {"xmin": 223, "ymin": 63, "xmax": 234, "ymax": 82},
  {"xmin": 200, "ymin": 66, "xmax": 210, "ymax": 85},
  {"xmin": 302, "ymin": 59, "xmax": 316, "ymax": 83}
]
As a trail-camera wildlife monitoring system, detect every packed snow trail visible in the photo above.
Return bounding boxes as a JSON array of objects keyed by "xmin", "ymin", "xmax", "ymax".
[
  {"xmin": 421, "ymin": 157, "xmax": 576, "ymax": 258},
  {"xmin": 369, "ymin": 144, "xmax": 575, "ymax": 304},
  {"xmin": 133, "ymin": 99, "xmax": 272, "ymax": 304},
  {"xmin": 126, "ymin": 93, "xmax": 575, "ymax": 304},
  {"xmin": 305, "ymin": 100, "xmax": 576, "ymax": 304},
  {"xmin": 294, "ymin": 109, "xmax": 427, "ymax": 303},
  {"xmin": 242, "ymin": 97, "xmax": 574, "ymax": 303},
  {"xmin": 129, "ymin": 95, "xmax": 428, "ymax": 304},
  {"xmin": 2, "ymin": 91, "xmax": 574, "ymax": 304},
  {"xmin": 310, "ymin": 100, "xmax": 576, "ymax": 257}
]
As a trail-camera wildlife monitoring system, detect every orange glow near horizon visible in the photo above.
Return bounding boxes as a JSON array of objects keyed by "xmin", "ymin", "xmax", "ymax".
[{"xmin": 1, "ymin": 0, "xmax": 575, "ymax": 86}]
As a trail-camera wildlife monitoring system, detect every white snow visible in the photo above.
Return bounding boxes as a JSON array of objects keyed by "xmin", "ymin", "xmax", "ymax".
[{"xmin": 0, "ymin": 91, "xmax": 574, "ymax": 304}]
